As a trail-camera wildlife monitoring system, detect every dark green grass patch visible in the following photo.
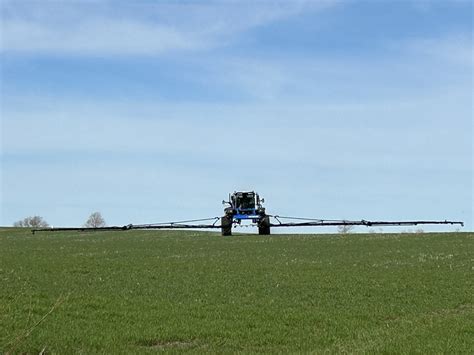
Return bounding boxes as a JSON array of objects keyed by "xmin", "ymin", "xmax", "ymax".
[{"xmin": 1, "ymin": 229, "xmax": 472, "ymax": 353}]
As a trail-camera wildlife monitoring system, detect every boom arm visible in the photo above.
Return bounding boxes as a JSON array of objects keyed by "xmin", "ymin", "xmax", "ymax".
[
  {"xmin": 31, "ymin": 216, "xmax": 463, "ymax": 234},
  {"xmin": 32, "ymin": 217, "xmax": 222, "ymax": 234},
  {"xmin": 269, "ymin": 216, "xmax": 464, "ymax": 228}
]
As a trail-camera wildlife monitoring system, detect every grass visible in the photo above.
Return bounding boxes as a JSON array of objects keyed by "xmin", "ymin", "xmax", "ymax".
[{"xmin": 0, "ymin": 228, "xmax": 473, "ymax": 353}]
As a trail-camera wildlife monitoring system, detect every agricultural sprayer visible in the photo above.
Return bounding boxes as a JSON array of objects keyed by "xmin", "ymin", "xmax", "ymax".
[{"xmin": 32, "ymin": 191, "xmax": 463, "ymax": 235}]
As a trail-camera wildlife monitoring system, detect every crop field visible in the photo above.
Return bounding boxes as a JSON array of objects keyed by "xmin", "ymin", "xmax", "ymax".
[{"xmin": 0, "ymin": 229, "xmax": 473, "ymax": 354}]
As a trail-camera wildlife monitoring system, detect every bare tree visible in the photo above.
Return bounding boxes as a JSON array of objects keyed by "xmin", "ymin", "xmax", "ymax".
[
  {"xmin": 13, "ymin": 216, "xmax": 49, "ymax": 228},
  {"xmin": 84, "ymin": 212, "xmax": 106, "ymax": 228},
  {"xmin": 337, "ymin": 224, "xmax": 354, "ymax": 234}
]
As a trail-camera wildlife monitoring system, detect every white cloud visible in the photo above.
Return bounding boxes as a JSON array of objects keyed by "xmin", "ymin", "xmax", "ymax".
[{"xmin": 0, "ymin": 1, "xmax": 337, "ymax": 56}]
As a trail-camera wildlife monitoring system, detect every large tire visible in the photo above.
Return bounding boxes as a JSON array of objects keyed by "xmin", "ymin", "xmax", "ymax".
[
  {"xmin": 258, "ymin": 216, "xmax": 271, "ymax": 235},
  {"xmin": 221, "ymin": 215, "xmax": 233, "ymax": 236}
]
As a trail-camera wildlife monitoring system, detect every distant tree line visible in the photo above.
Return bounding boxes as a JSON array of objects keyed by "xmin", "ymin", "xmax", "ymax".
[{"xmin": 13, "ymin": 212, "xmax": 106, "ymax": 229}]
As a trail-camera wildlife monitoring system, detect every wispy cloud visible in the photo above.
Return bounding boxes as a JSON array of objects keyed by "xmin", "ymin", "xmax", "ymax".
[
  {"xmin": 1, "ymin": 19, "xmax": 205, "ymax": 55},
  {"xmin": 184, "ymin": 32, "xmax": 472, "ymax": 103},
  {"xmin": 0, "ymin": 0, "xmax": 337, "ymax": 56},
  {"xmin": 392, "ymin": 33, "xmax": 473, "ymax": 67},
  {"xmin": 2, "ymin": 93, "xmax": 470, "ymax": 168}
]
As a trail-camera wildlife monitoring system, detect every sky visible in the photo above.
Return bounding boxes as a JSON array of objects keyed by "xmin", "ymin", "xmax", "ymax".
[{"xmin": 1, "ymin": 0, "xmax": 472, "ymax": 233}]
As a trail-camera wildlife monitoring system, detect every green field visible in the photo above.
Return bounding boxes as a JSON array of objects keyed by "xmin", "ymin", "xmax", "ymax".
[{"xmin": 1, "ymin": 229, "xmax": 472, "ymax": 354}]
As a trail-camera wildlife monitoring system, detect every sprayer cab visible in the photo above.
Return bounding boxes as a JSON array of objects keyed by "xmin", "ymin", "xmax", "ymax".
[{"xmin": 223, "ymin": 191, "xmax": 266, "ymax": 219}]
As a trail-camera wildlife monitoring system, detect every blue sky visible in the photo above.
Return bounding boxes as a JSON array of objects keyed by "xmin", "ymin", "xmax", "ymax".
[{"xmin": 1, "ymin": 0, "xmax": 472, "ymax": 232}]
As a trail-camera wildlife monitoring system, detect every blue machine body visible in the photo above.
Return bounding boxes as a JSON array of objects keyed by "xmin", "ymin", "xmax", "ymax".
[{"xmin": 234, "ymin": 212, "xmax": 260, "ymax": 221}]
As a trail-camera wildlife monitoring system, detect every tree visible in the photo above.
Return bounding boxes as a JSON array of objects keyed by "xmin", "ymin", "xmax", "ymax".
[
  {"xmin": 84, "ymin": 212, "xmax": 106, "ymax": 228},
  {"xmin": 13, "ymin": 216, "xmax": 49, "ymax": 228}
]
